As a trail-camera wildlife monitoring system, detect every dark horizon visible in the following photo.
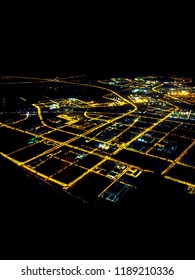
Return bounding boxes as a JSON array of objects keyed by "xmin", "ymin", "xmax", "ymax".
[
  {"xmin": 1, "ymin": 58, "xmax": 195, "ymax": 78},
  {"xmin": 1, "ymin": 38, "xmax": 195, "ymax": 78}
]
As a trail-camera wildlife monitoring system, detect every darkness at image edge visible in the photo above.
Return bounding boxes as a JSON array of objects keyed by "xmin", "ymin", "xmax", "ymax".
[{"xmin": 0, "ymin": 156, "xmax": 195, "ymax": 260}]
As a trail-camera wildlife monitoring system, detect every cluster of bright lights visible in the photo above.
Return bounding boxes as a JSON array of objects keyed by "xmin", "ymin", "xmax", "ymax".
[
  {"xmin": 131, "ymin": 96, "xmax": 149, "ymax": 103},
  {"xmin": 168, "ymin": 90, "xmax": 190, "ymax": 97}
]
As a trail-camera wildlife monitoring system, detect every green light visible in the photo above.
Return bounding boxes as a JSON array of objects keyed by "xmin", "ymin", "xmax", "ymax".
[{"xmin": 28, "ymin": 137, "xmax": 38, "ymax": 144}]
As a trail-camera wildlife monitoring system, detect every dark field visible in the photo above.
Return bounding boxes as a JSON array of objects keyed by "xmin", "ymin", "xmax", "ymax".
[{"xmin": 0, "ymin": 127, "xmax": 33, "ymax": 153}]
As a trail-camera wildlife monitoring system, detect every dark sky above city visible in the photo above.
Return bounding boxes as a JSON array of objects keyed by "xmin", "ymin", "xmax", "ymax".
[
  {"xmin": 1, "ymin": 0, "xmax": 194, "ymax": 76},
  {"xmin": 1, "ymin": 9, "xmax": 194, "ymax": 78},
  {"xmin": 1, "ymin": 41, "xmax": 194, "ymax": 78}
]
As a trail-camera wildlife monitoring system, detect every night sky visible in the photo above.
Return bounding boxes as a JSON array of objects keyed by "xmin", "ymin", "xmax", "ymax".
[
  {"xmin": 1, "ymin": 15, "xmax": 195, "ymax": 78},
  {"xmin": 1, "ymin": 42, "xmax": 195, "ymax": 78}
]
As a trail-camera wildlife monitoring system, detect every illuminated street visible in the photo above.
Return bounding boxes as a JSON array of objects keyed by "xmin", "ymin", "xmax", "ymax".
[{"xmin": 1, "ymin": 75, "xmax": 195, "ymax": 207}]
